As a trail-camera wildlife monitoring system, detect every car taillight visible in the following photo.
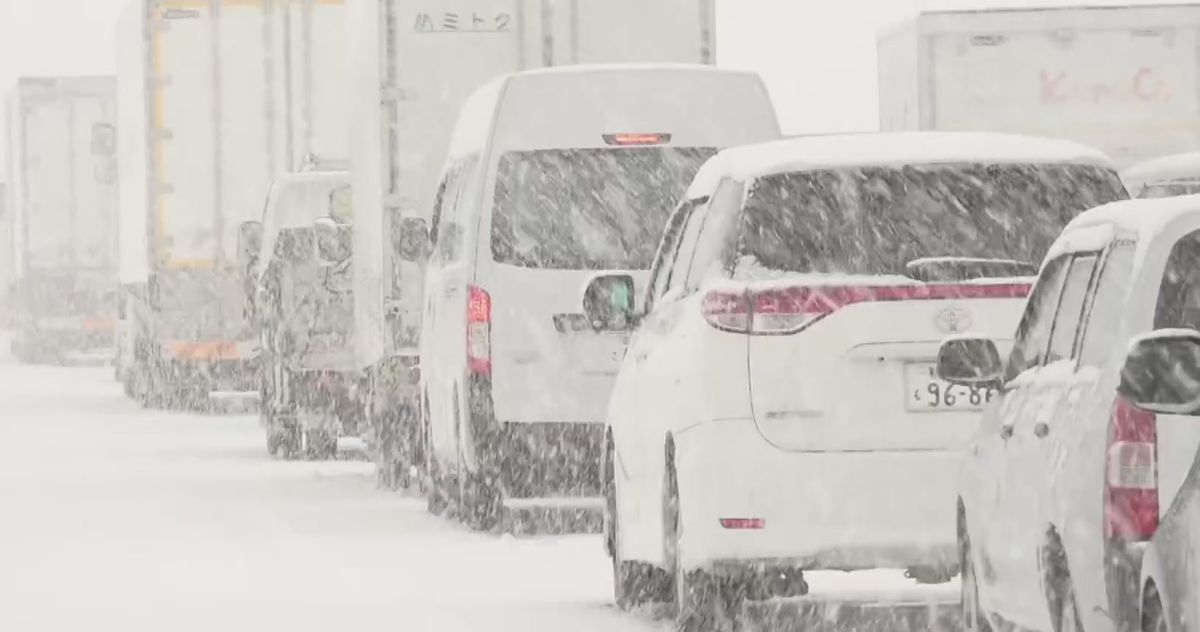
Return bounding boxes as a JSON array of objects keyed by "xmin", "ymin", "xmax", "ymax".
[
  {"xmin": 467, "ymin": 285, "xmax": 491, "ymax": 375},
  {"xmin": 1104, "ymin": 395, "xmax": 1159, "ymax": 541},
  {"xmin": 701, "ymin": 282, "xmax": 1031, "ymax": 335}
]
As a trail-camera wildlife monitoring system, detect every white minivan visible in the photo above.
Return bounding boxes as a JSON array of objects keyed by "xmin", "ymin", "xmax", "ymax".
[{"xmin": 419, "ymin": 64, "xmax": 780, "ymax": 530}]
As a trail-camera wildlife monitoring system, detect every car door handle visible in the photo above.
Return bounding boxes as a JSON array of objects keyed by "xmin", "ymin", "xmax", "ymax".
[
  {"xmin": 1034, "ymin": 422, "xmax": 1050, "ymax": 439},
  {"xmin": 1000, "ymin": 425, "xmax": 1014, "ymax": 440}
]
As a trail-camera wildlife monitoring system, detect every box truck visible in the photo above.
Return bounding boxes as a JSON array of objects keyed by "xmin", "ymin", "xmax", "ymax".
[
  {"xmin": 344, "ymin": 0, "xmax": 722, "ymax": 494},
  {"xmin": 6, "ymin": 77, "xmax": 119, "ymax": 364},
  {"xmin": 878, "ymin": 4, "xmax": 1200, "ymax": 168},
  {"xmin": 116, "ymin": 0, "xmax": 346, "ymax": 407}
]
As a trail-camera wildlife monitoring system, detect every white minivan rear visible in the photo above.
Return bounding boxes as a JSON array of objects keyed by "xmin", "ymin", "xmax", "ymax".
[{"xmin": 421, "ymin": 65, "xmax": 780, "ymax": 529}]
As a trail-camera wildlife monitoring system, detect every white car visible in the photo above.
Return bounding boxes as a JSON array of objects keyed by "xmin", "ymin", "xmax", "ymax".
[
  {"xmin": 940, "ymin": 195, "xmax": 1200, "ymax": 632},
  {"xmin": 590, "ymin": 132, "xmax": 1128, "ymax": 631},
  {"xmin": 419, "ymin": 65, "xmax": 780, "ymax": 531}
]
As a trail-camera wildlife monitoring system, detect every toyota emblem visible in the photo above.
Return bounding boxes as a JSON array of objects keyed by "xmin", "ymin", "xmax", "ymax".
[{"xmin": 934, "ymin": 306, "xmax": 972, "ymax": 334}]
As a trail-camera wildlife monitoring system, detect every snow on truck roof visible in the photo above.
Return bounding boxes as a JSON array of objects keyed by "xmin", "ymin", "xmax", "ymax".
[
  {"xmin": 1123, "ymin": 151, "xmax": 1200, "ymax": 187},
  {"xmin": 686, "ymin": 132, "xmax": 1114, "ymax": 198},
  {"xmin": 1064, "ymin": 194, "xmax": 1200, "ymax": 240}
]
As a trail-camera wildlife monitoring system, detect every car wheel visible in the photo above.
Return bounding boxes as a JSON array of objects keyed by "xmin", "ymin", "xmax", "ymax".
[
  {"xmin": 1046, "ymin": 547, "xmax": 1083, "ymax": 632},
  {"xmin": 959, "ymin": 515, "xmax": 992, "ymax": 632},
  {"xmin": 1143, "ymin": 584, "xmax": 1166, "ymax": 632},
  {"xmin": 608, "ymin": 438, "xmax": 671, "ymax": 610},
  {"xmin": 459, "ymin": 468, "xmax": 503, "ymax": 532},
  {"xmin": 665, "ymin": 455, "xmax": 736, "ymax": 632}
]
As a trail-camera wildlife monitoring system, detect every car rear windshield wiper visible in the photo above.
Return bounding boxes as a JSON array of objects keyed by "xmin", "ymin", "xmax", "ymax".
[{"xmin": 904, "ymin": 257, "xmax": 1037, "ymax": 282}]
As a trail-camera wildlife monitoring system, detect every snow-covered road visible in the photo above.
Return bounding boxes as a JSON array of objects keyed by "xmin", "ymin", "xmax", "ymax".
[{"xmin": 0, "ymin": 355, "xmax": 661, "ymax": 632}]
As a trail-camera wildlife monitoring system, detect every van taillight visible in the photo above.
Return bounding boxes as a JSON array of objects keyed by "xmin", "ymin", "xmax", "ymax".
[
  {"xmin": 467, "ymin": 285, "xmax": 491, "ymax": 375},
  {"xmin": 702, "ymin": 283, "xmax": 1031, "ymax": 335},
  {"xmin": 1104, "ymin": 395, "xmax": 1159, "ymax": 541}
]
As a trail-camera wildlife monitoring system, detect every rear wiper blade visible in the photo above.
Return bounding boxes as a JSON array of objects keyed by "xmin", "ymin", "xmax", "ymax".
[{"xmin": 905, "ymin": 257, "xmax": 1037, "ymax": 283}]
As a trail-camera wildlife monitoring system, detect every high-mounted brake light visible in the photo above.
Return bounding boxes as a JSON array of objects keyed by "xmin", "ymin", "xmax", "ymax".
[
  {"xmin": 467, "ymin": 285, "xmax": 491, "ymax": 375},
  {"xmin": 602, "ymin": 133, "xmax": 671, "ymax": 146},
  {"xmin": 702, "ymin": 282, "xmax": 1031, "ymax": 335},
  {"xmin": 1105, "ymin": 395, "xmax": 1159, "ymax": 541},
  {"xmin": 720, "ymin": 518, "xmax": 766, "ymax": 530}
]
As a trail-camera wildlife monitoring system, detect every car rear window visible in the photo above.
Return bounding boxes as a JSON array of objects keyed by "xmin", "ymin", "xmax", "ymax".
[
  {"xmin": 1139, "ymin": 181, "xmax": 1200, "ymax": 199},
  {"xmin": 491, "ymin": 147, "xmax": 715, "ymax": 270},
  {"xmin": 734, "ymin": 163, "xmax": 1127, "ymax": 279}
]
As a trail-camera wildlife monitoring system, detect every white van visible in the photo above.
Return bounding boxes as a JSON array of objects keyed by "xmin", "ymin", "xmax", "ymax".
[{"xmin": 419, "ymin": 64, "xmax": 780, "ymax": 530}]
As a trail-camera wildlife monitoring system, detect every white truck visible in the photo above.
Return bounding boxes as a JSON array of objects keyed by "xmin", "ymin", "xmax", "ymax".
[
  {"xmin": 116, "ymin": 0, "xmax": 346, "ymax": 407},
  {"xmin": 6, "ymin": 77, "xmax": 119, "ymax": 364},
  {"xmin": 878, "ymin": 4, "xmax": 1200, "ymax": 168},
  {"xmin": 345, "ymin": 0, "xmax": 719, "ymax": 491}
]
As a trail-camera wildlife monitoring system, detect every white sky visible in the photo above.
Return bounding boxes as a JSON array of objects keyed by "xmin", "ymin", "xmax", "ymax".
[{"xmin": 0, "ymin": 0, "xmax": 1194, "ymax": 172}]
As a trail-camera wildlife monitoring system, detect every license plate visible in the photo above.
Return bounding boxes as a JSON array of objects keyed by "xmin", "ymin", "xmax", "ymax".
[{"xmin": 905, "ymin": 363, "xmax": 996, "ymax": 412}]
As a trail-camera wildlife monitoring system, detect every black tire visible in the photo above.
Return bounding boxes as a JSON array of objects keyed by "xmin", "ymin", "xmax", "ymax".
[
  {"xmin": 459, "ymin": 468, "xmax": 503, "ymax": 532},
  {"xmin": 1143, "ymin": 584, "xmax": 1166, "ymax": 632},
  {"xmin": 304, "ymin": 429, "xmax": 338, "ymax": 460},
  {"xmin": 665, "ymin": 455, "xmax": 737, "ymax": 632},
  {"xmin": 608, "ymin": 438, "xmax": 671, "ymax": 610},
  {"xmin": 423, "ymin": 393, "xmax": 450, "ymax": 515},
  {"xmin": 959, "ymin": 513, "xmax": 993, "ymax": 632},
  {"xmin": 1045, "ymin": 544, "xmax": 1083, "ymax": 632}
]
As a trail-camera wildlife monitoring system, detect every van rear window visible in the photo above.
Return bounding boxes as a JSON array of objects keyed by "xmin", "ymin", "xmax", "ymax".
[
  {"xmin": 735, "ymin": 163, "xmax": 1127, "ymax": 279},
  {"xmin": 491, "ymin": 147, "xmax": 715, "ymax": 270}
]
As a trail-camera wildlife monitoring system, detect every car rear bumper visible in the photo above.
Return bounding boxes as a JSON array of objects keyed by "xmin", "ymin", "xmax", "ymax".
[{"xmin": 673, "ymin": 418, "xmax": 960, "ymax": 574}]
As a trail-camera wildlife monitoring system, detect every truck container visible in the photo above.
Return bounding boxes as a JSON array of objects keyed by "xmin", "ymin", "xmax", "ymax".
[
  {"xmin": 116, "ymin": 0, "xmax": 347, "ymax": 407},
  {"xmin": 345, "ymin": 0, "xmax": 719, "ymax": 492},
  {"xmin": 6, "ymin": 77, "xmax": 119, "ymax": 364},
  {"xmin": 877, "ymin": 4, "xmax": 1200, "ymax": 168}
]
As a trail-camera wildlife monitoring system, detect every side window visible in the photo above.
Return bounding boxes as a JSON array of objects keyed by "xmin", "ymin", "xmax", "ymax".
[
  {"xmin": 1045, "ymin": 254, "xmax": 1100, "ymax": 364},
  {"xmin": 665, "ymin": 199, "xmax": 710, "ymax": 296},
  {"xmin": 1154, "ymin": 231, "xmax": 1200, "ymax": 330},
  {"xmin": 430, "ymin": 174, "xmax": 452, "ymax": 246},
  {"xmin": 433, "ymin": 159, "xmax": 476, "ymax": 263},
  {"xmin": 646, "ymin": 198, "xmax": 703, "ymax": 313},
  {"xmin": 1006, "ymin": 256, "xmax": 1072, "ymax": 382},
  {"xmin": 684, "ymin": 179, "xmax": 744, "ymax": 292},
  {"xmin": 1078, "ymin": 242, "xmax": 1136, "ymax": 368}
]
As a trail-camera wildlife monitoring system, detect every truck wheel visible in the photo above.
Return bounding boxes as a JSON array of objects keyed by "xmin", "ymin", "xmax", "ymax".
[
  {"xmin": 304, "ymin": 429, "xmax": 338, "ymax": 460},
  {"xmin": 459, "ymin": 469, "xmax": 503, "ymax": 532}
]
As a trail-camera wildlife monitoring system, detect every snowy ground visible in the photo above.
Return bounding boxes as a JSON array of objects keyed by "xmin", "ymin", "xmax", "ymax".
[{"xmin": 0, "ymin": 340, "xmax": 958, "ymax": 632}]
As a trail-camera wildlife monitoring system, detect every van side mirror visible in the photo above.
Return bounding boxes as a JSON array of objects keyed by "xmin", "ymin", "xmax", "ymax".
[
  {"xmin": 583, "ymin": 274, "xmax": 636, "ymax": 331},
  {"xmin": 396, "ymin": 217, "xmax": 431, "ymax": 262},
  {"xmin": 314, "ymin": 217, "xmax": 351, "ymax": 265},
  {"xmin": 238, "ymin": 220, "xmax": 263, "ymax": 268},
  {"xmin": 937, "ymin": 336, "xmax": 1004, "ymax": 390},
  {"xmin": 1120, "ymin": 330, "xmax": 1200, "ymax": 414}
]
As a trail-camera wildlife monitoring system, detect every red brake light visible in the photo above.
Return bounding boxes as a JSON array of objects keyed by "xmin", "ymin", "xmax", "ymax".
[
  {"xmin": 719, "ymin": 518, "xmax": 765, "ymax": 530},
  {"xmin": 702, "ymin": 282, "xmax": 1031, "ymax": 335},
  {"xmin": 1105, "ymin": 395, "xmax": 1159, "ymax": 541},
  {"xmin": 602, "ymin": 133, "xmax": 671, "ymax": 146},
  {"xmin": 467, "ymin": 285, "xmax": 491, "ymax": 375}
]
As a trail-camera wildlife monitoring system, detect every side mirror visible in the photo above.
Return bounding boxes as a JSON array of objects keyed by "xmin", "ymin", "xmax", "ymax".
[
  {"xmin": 583, "ymin": 274, "xmax": 636, "ymax": 331},
  {"xmin": 237, "ymin": 220, "xmax": 263, "ymax": 268},
  {"xmin": 314, "ymin": 217, "xmax": 351, "ymax": 264},
  {"xmin": 937, "ymin": 335, "xmax": 1004, "ymax": 389},
  {"xmin": 1120, "ymin": 330, "xmax": 1200, "ymax": 414},
  {"xmin": 396, "ymin": 217, "xmax": 431, "ymax": 262}
]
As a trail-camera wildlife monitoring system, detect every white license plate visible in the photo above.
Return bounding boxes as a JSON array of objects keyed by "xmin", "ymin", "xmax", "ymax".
[{"xmin": 904, "ymin": 363, "xmax": 996, "ymax": 412}]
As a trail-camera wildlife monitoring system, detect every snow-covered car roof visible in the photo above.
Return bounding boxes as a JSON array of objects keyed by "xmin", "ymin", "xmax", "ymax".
[
  {"xmin": 1123, "ymin": 151, "xmax": 1200, "ymax": 189},
  {"xmin": 686, "ymin": 132, "xmax": 1114, "ymax": 198}
]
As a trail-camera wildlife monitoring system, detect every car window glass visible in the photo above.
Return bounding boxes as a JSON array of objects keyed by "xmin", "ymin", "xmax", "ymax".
[
  {"xmin": 1045, "ymin": 254, "xmax": 1100, "ymax": 364},
  {"xmin": 1155, "ymin": 230, "xmax": 1200, "ymax": 330},
  {"xmin": 1078, "ymin": 242, "xmax": 1136, "ymax": 369},
  {"xmin": 684, "ymin": 179, "xmax": 744, "ymax": 292},
  {"xmin": 665, "ymin": 197, "xmax": 710, "ymax": 297},
  {"xmin": 647, "ymin": 198, "xmax": 703, "ymax": 313},
  {"xmin": 1006, "ymin": 256, "xmax": 1071, "ymax": 382}
]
